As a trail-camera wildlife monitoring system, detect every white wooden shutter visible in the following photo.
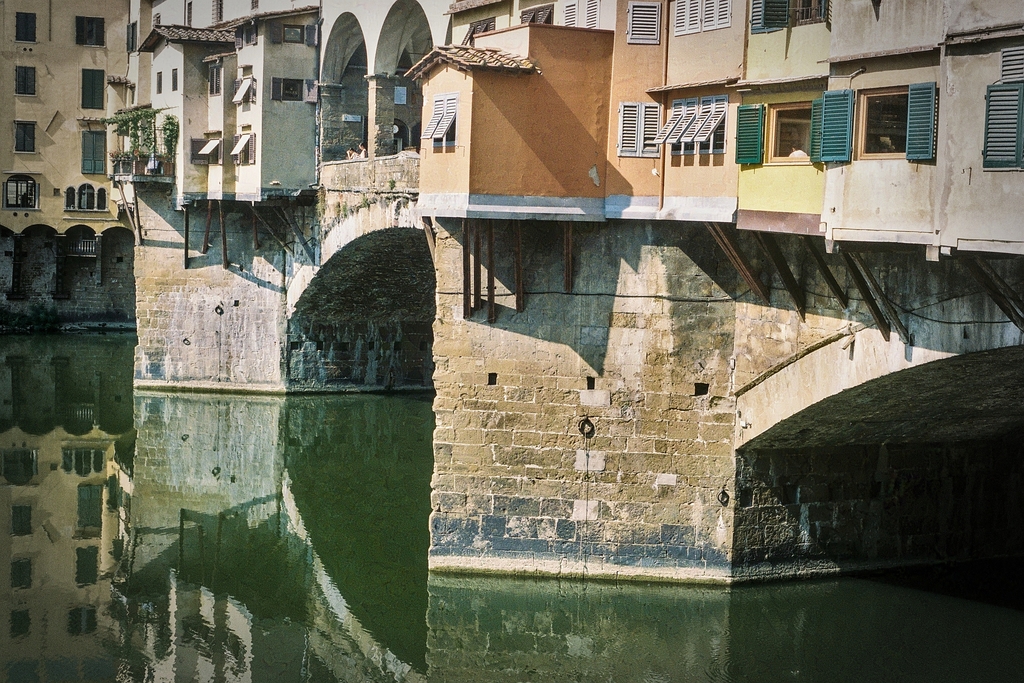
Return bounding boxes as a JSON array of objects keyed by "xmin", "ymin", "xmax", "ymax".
[
  {"xmin": 716, "ymin": 0, "xmax": 732, "ymax": 29},
  {"xmin": 701, "ymin": 0, "xmax": 717, "ymax": 30},
  {"xmin": 682, "ymin": 98, "xmax": 714, "ymax": 143},
  {"xmin": 1002, "ymin": 46, "xmax": 1024, "ymax": 83},
  {"xmin": 433, "ymin": 94, "xmax": 459, "ymax": 142},
  {"xmin": 584, "ymin": 0, "xmax": 600, "ymax": 29},
  {"xmin": 653, "ymin": 100, "xmax": 686, "ymax": 144},
  {"xmin": 641, "ymin": 103, "xmax": 662, "ymax": 156},
  {"xmin": 564, "ymin": 1, "xmax": 578, "ymax": 26},
  {"xmin": 627, "ymin": 2, "xmax": 661, "ymax": 44},
  {"xmin": 667, "ymin": 98, "xmax": 700, "ymax": 144},
  {"xmin": 692, "ymin": 95, "xmax": 727, "ymax": 143},
  {"xmin": 422, "ymin": 96, "xmax": 446, "ymax": 138},
  {"xmin": 618, "ymin": 102, "xmax": 640, "ymax": 156},
  {"xmin": 676, "ymin": 0, "xmax": 701, "ymax": 35}
]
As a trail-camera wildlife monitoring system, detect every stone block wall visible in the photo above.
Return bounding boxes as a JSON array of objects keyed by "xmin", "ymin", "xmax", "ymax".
[{"xmin": 428, "ymin": 219, "xmax": 741, "ymax": 581}]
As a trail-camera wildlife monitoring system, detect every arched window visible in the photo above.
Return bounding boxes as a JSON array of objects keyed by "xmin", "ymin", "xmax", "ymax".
[
  {"xmin": 3, "ymin": 175, "xmax": 37, "ymax": 208},
  {"xmin": 65, "ymin": 187, "xmax": 76, "ymax": 210},
  {"xmin": 96, "ymin": 187, "xmax": 107, "ymax": 211},
  {"xmin": 77, "ymin": 184, "xmax": 95, "ymax": 210}
]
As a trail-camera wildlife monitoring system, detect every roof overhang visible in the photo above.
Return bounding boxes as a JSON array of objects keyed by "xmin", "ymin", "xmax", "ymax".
[
  {"xmin": 406, "ymin": 45, "xmax": 538, "ymax": 80},
  {"xmin": 212, "ymin": 5, "xmax": 319, "ymax": 30},
  {"xmin": 139, "ymin": 25, "xmax": 234, "ymax": 52}
]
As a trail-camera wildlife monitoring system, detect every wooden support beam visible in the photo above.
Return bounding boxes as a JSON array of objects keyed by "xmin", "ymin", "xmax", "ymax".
[
  {"xmin": 94, "ymin": 236, "xmax": 103, "ymax": 285},
  {"xmin": 753, "ymin": 232, "xmax": 806, "ymax": 320},
  {"xmin": 703, "ymin": 222, "xmax": 770, "ymax": 304},
  {"xmin": 422, "ymin": 217, "xmax": 437, "ymax": 265},
  {"xmin": 251, "ymin": 211, "xmax": 260, "ymax": 250},
  {"xmin": 202, "ymin": 200, "xmax": 212, "ymax": 254},
  {"xmin": 842, "ymin": 252, "xmax": 891, "ymax": 342},
  {"xmin": 115, "ymin": 179, "xmax": 143, "ymax": 245},
  {"xmin": 802, "ymin": 235, "xmax": 848, "ymax": 308},
  {"xmin": 183, "ymin": 204, "xmax": 190, "ymax": 269},
  {"xmin": 514, "ymin": 222, "xmax": 524, "ymax": 312},
  {"xmin": 274, "ymin": 206, "xmax": 317, "ymax": 264},
  {"xmin": 462, "ymin": 219, "xmax": 472, "ymax": 319},
  {"xmin": 219, "ymin": 200, "xmax": 229, "ymax": 269},
  {"xmin": 487, "ymin": 221, "xmax": 496, "ymax": 323},
  {"xmin": 250, "ymin": 206, "xmax": 294, "ymax": 255},
  {"xmin": 848, "ymin": 252, "xmax": 911, "ymax": 345},
  {"xmin": 963, "ymin": 256, "xmax": 1024, "ymax": 332},
  {"xmin": 473, "ymin": 220, "xmax": 482, "ymax": 312},
  {"xmin": 563, "ymin": 222, "xmax": 574, "ymax": 293}
]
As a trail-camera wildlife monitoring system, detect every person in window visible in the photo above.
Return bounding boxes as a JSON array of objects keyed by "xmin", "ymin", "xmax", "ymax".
[
  {"xmin": 357, "ymin": 143, "xmax": 367, "ymax": 159},
  {"xmin": 788, "ymin": 146, "xmax": 809, "ymax": 158}
]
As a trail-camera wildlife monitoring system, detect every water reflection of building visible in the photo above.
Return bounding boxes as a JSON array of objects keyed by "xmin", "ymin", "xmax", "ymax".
[{"xmin": 0, "ymin": 335, "xmax": 135, "ymax": 682}]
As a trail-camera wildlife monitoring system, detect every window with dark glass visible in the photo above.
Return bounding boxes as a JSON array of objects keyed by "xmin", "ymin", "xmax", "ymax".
[
  {"xmin": 186, "ymin": 2, "xmax": 193, "ymax": 27},
  {"xmin": 12, "ymin": 506, "xmax": 31, "ymax": 536},
  {"xmin": 272, "ymin": 78, "xmax": 304, "ymax": 101},
  {"xmin": 156, "ymin": 71, "xmax": 163, "ymax": 94},
  {"xmin": 67, "ymin": 607, "xmax": 97, "ymax": 635},
  {"xmin": 11, "ymin": 559, "xmax": 31, "ymax": 589},
  {"xmin": 859, "ymin": 89, "xmax": 909, "ymax": 157},
  {"xmin": 82, "ymin": 69, "xmax": 105, "ymax": 109},
  {"xmin": 4, "ymin": 175, "xmax": 37, "ymax": 209},
  {"xmin": 78, "ymin": 184, "xmax": 96, "ymax": 210},
  {"xmin": 15, "ymin": 66, "xmax": 36, "ymax": 96},
  {"xmin": 127, "ymin": 21, "xmax": 138, "ymax": 52},
  {"xmin": 10, "ymin": 610, "xmax": 30, "ymax": 638},
  {"xmin": 75, "ymin": 17, "xmax": 105, "ymax": 46},
  {"xmin": 209, "ymin": 64, "xmax": 222, "ymax": 95},
  {"xmin": 14, "ymin": 123, "xmax": 35, "ymax": 152},
  {"xmin": 77, "ymin": 484, "xmax": 103, "ymax": 529},
  {"xmin": 213, "ymin": 0, "xmax": 224, "ymax": 23},
  {"xmin": 283, "ymin": 25, "xmax": 304, "ymax": 43},
  {"xmin": 15, "ymin": 12, "xmax": 36, "ymax": 42},
  {"xmin": 172, "ymin": 68, "xmax": 178, "ymax": 92},
  {"xmin": 75, "ymin": 547, "xmax": 99, "ymax": 585}
]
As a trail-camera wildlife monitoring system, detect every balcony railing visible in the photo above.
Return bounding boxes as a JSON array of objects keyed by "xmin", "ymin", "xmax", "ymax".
[
  {"xmin": 65, "ymin": 239, "xmax": 98, "ymax": 257},
  {"xmin": 112, "ymin": 156, "xmax": 176, "ymax": 182},
  {"xmin": 792, "ymin": 1, "xmax": 826, "ymax": 25}
]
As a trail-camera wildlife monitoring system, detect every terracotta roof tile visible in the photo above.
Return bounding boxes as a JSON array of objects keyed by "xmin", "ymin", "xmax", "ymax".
[
  {"xmin": 211, "ymin": 5, "xmax": 319, "ymax": 29},
  {"xmin": 107, "ymin": 75, "xmax": 134, "ymax": 85},
  {"xmin": 406, "ymin": 45, "xmax": 538, "ymax": 80},
  {"xmin": 139, "ymin": 25, "xmax": 234, "ymax": 52}
]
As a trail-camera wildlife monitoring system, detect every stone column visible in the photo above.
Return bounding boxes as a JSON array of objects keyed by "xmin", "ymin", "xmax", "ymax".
[{"xmin": 365, "ymin": 74, "xmax": 396, "ymax": 159}]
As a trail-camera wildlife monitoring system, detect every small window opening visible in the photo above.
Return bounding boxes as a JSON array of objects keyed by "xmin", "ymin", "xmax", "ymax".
[
  {"xmin": 487, "ymin": 372, "xmax": 498, "ymax": 386},
  {"xmin": 586, "ymin": 376, "xmax": 596, "ymax": 390},
  {"xmin": 694, "ymin": 382, "xmax": 710, "ymax": 396}
]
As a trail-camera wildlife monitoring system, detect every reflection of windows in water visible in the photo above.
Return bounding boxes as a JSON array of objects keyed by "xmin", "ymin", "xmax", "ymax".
[
  {"xmin": 770, "ymin": 104, "xmax": 812, "ymax": 162},
  {"xmin": 11, "ymin": 609, "xmax": 30, "ymax": 637},
  {"xmin": 862, "ymin": 92, "xmax": 909, "ymax": 155},
  {"xmin": 1, "ymin": 449, "xmax": 38, "ymax": 485},
  {"xmin": 67, "ymin": 606, "xmax": 97, "ymax": 635},
  {"xmin": 11, "ymin": 558, "xmax": 31, "ymax": 588},
  {"xmin": 12, "ymin": 505, "xmax": 32, "ymax": 535},
  {"xmin": 78, "ymin": 484, "xmax": 103, "ymax": 529},
  {"xmin": 76, "ymin": 547, "xmax": 99, "ymax": 585},
  {"xmin": 62, "ymin": 448, "xmax": 104, "ymax": 476}
]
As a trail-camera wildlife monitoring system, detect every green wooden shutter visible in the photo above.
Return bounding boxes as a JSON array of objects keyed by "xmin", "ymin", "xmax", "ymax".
[
  {"xmin": 820, "ymin": 89, "xmax": 854, "ymax": 163},
  {"xmin": 76, "ymin": 16, "xmax": 87, "ymax": 44},
  {"xmin": 763, "ymin": 0, "xmax": 790, "ymax": 29},
  {"xmin": 906, "ymin": 82, "xmax": 937, "ymax": 161},
  {"xmin": 820, "ymin": 0, "xmax": 829, "ymax": 22},
  {"xmin": 78, "ymin": 484, "xmax": 103, "ymax": 528},
  {"xmin": 810, "ymin": 97, "xmax": 824, "ymax": 162},
  {"xmin": 81, "ymin": 132, "xmax": 105, "ymax": 174},
  {"xmin": 735, "ymin": 104, "xmax": 764, "ymax": 164},
  {"xmin": 983, "ymin": 83, "xmax": 1023, "ymax": 169},
  {"xmin": 82, "ymin": 69, "xmax": 104, "ymax": 109},
  {"xmin": 82, "ymin": 132, "xmax": 95, "ymax": 174}
]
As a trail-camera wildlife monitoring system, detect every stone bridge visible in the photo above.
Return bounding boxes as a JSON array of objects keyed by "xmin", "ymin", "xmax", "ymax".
[{"xmin": 131, "ymin": 153, "xmax": 435, "ymax": 393}]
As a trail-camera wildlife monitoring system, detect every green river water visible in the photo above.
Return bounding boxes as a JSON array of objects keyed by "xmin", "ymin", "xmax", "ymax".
[{"xmin": 2, "ymin": 334, "xmax": 1022, "ymax": 682}]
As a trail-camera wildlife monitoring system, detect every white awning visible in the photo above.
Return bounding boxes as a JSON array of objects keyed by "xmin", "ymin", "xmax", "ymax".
[
  {"xmin": 232, "ymin": 77, "xmax": 253, "ymax": 104},
  {"xmin": 198, "ymin": 139, "xmax": 220, "ymax": 155},
  {"xmin": 230, "ymin": 134, "xmax": 251, "ymax": 155}
]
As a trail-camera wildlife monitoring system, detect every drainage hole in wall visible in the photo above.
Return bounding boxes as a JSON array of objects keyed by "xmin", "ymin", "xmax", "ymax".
[
  {"xmin": 487, "ymin": 372, "xmax": 498, "ymax": 386},
  {"xmin": 694, "ymin": 382, "xmax": 710, "ymax": 396},
  {"xmin": 586, "ymin": 376, "xmax": 596, "ymax": 390}
]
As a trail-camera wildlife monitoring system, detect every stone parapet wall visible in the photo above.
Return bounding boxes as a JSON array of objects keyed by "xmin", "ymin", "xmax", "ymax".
[{"xmin": 320, "ymin": 153, "xmax": 420, "ymax": 195}]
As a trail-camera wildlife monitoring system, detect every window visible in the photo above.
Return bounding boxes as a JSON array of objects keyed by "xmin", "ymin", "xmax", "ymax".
[
  {"xmin": 209, "ymin": 64, "xmax": 222, "ymax": 95},
  {"xmin": 15, "ymin": 66, "xmax": 36, "ymax": 96},
  {"xmin": 14, "ymin": 123, "xmax": 35, "ymax": 153},
  {"xmin": 252, "ymin": 0, "xmax": 260, "ymax": 10},
  {"xmin": 213, "ymin": 0, "xmax": 224, "ymax": 24},
  {"xmin": 462, "ymin": 18, "xmax": 496, "ymax": 45},
  {"xmin": 522, "ymin": 4, "xmax": 554, "ymax": 24},
  {"xmin": 75, "ymin": 547, "xmax": 99, "ymax": 585},
  {"xmin": 97, "ymin": 188, "xmax": 107, "ymax": 210},
  {"xmin": 127, "ymin": 22, "xmax": 138, "ymax": 52},
  {"xmin": 82, "ymin": 131, "xmax": 106, "ymax": 175},
  {"xmin": 230, "ymin": 133, "xmax": 256, "ymax": 164},
  {"xmin": 186, "ymin": 2, "xmax": 193, "ymax": 27},
  {"xmin": 82, "ymin": 69, "xmax": 105, "ymax": 109},
  {"xmin": 751, "ymin": 0, "xmax": 826, "ymax": 32},
  {"xmin": 171, "ymin": 68, "xmax": 178, "ymax": 92},
  {"xmin": 232, "ymin": 77, "xmax": 256, "ymax": 104},
  {"xmin": 154, "ymin": 14, "xmax": 162, "ymax": 26},
  {"xmin": 11, "ymin": 610, "xmax": 30, "ymax": 638},
  {"xmin": 618, "ymin": 102, "xmax": 661, "ymax": 157},
  {"xmin": 735, "ymin": 103, "xmax": 765, "ymax": 163},
  {"xmin": 191, "ymin": 138, "xmax": 222, "ymax": 164},
  {"xmin": 62, "ymin": 449, "xmax": 104, "ymax": 475},
  {"xmin": 627, "ymin": 3, "xmax": 662, "ymax": 44},
  {"xmin": 16, "ymin": 12, "xmax": 36, "ymax": 42},
  {"xmin": 983, "ymin": 48, "xmax": 1024, "ymax": 169},
  {"xmin": 78, "ymin": 484, "xmax": 103, "ymax": 529},
  {"xmin": 422, "ymin": 93, "xmax": 459, "ymax": 147},
  {"xmin": 284, "ymin": 25, "xmax": 304, "ymax": 43},
  {"xmin": 11, "ymin": 559, "xmax": 31, "ymax": 589},
  {"xmin": 857, "ymin": 88, "xmax": 909, "ymax": 158},
  {"xmin": 565, "ymin": 0, "xmax": 600, "ymax": 28},
  {"xmin": 678, "ymin": 95, "xmax": 727, "ymax": 155},
  {"xmin": 769, "ymin": 103, "xmax": 813, "ymax": 162},
  {"xmin": 75, "ymin": 17, "xmax": 105, "ymax": 46},
  {"xmin": 65, "ymin": 187, "xmax": 76, "ymax": 210},
  {"xmin": 12, "ymin": 506, "xmax": 31, "ymax": 536},
  {"xmin": 4, "ymin": 175, "xmax": 37, "ymax": 208},
  {"xmin": 156, "ymin": 71, "xmax": 163, "ymax": 95},
  {"xmin": 67, "ymin": 607, "xmax": 97, "ymax": 635},
  {"xmin": 675, "ymin": 0, "xmax": 730, "ymax": 35},
  {"xmin": 78, "ymin": 184, "xmax": 96, "ymax": 210},
  {"xmin": 272, "ymin": 78, "xmax": 304, "ymax": 101}
]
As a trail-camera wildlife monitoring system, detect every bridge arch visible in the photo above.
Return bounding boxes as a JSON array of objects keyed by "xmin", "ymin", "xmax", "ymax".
[
  {"xmin": 321, "ymin": 13, "xmax": 370, "ymax": 162},
  {"xmin": 374, "ymin": 0, "xmax": 433, "ymax": 77}
]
